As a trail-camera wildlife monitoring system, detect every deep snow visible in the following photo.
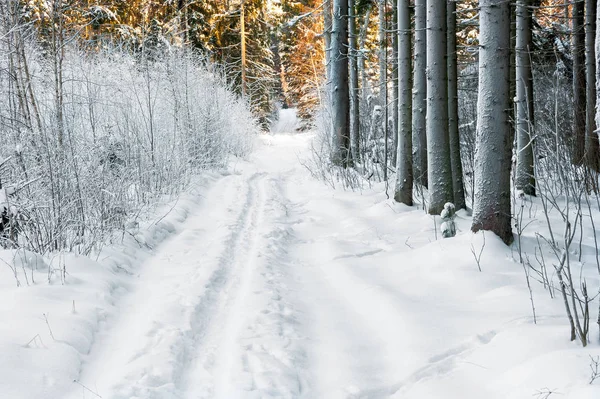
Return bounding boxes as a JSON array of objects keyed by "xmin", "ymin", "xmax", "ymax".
[{"xmin": 1, "ymin": 108, "xmax": 600, "ymax": 398}]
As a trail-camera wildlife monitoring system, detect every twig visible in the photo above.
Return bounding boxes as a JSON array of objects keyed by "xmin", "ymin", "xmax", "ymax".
[
  {"xmin": 73, "ymin": 380, "xmax": 103, "ymax": 398},
  {"xmin": 43, "ymin": 313, "xmax": 55, "ymax": 341},
  {"xmin": 470, "ymin": 231, "xmax": 485, "ymax": 272}
]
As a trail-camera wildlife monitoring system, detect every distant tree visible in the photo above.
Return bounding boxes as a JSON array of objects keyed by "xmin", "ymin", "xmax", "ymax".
[
  {"xmin": 279, "ymin": 0, "xmax": 325, "ymax": 121},
  {"xmin": 471, "ymin": 0, "xmax": 513, "ymax": 245}
]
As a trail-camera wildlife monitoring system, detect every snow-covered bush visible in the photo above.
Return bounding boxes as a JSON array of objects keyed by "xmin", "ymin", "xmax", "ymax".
[
  {"xmin": 440, "ymin": 202, "xmax": 456, "ymax": 238},
  {"xmin": 0, "ymin": 38, "xmax": 256, "ymax": 255}
]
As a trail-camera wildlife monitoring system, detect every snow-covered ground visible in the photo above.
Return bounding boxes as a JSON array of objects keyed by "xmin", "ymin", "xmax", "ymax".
[{"xmin": 1, "ymin": 108, "xmax": 600, "ymax": 398}]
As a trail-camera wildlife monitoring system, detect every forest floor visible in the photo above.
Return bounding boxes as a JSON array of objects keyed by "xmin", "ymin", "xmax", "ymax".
[{"xmin": 1, "ymin": 109, "xmax": 600, "ymax": 399}]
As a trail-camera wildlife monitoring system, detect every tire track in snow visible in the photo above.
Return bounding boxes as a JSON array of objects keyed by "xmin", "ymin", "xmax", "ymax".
[
  {"xmin": 184, "ymin": 173, "xmax": 308, "ymax": 399},
  {"xmin": 237, "ymin": 175, "xmax": 309, "ymax": 398},
  {"xmin": 175, "ymin": 172, "xmax": 268, "ymax": 397}
]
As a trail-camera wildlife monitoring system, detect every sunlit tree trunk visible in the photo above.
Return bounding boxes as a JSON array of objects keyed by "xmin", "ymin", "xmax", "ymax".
[
  {"xmin": 472, "ymin": 0, "xmax": 513, "ymax": 245},
  {"xmin": 394, "ymin": 0, "xmax": 412, "ymax": 205}
]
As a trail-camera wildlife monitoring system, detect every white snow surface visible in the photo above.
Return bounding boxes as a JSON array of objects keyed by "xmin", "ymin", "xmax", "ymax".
[{"xmin": 1, "ymin": 116, "xmax": 600, "ymax": 398}]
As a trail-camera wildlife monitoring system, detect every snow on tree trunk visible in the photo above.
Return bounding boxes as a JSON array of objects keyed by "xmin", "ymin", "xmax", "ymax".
[
  {"xmin": 412, "ymin": 0, "xmax": 427, "ymax": 188},
  {"xmin": 447, "ymin": 0, "xmax": 466, "ymax": 209},
  {"xmin": 586, "ymin": 0, "xmax": 599, "ymax": 172},
  {"xmin": 330, "ymin": 0, "xmax": 351, "ymax": 167},
  {"xmin": 573, "ymin": 0, "xmax": 586, "ymax": 165},
  {"xmin": 426, "ymin": 0, "xmax": 453, "ymax": 215},
  {"xmin": 394, "ymin": 0, "xmax": 413, "ymax": 205},
  {"xmin": 471, "ymin": 0, "xmax": 513, "ymax": 245},
  {"xmin": 515, "ymin": 0, "xmax": 536, "ymax": 195}
]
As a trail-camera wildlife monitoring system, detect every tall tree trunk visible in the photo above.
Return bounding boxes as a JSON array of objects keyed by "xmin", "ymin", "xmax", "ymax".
[
  {"xmin": 426, "ymin": 0, "xmax": 452, "ymax": 215},
  {"xmin": 349, "ymin": 0, "xmax": 360, "ymax": 162},
  {"xmin": 391, "ymin": 0, "xmax": 399, "ymax": 166},
  {"xmin": 324, "ymin": 0, "xmax": 333, "ymax": 84},
  {"xmin": 595, "ymin": 0, "xmax": 600, "ymax": 176},
  {"xmin": 394, "ymin": 0, "xmax": 413, "ymax": 205},
  {"xmin": 515, "ymin": 0, "xmax": 536, "ymax": 195},
  {"xmin": 573, "ymin": 0, "xmax": 586, "ymax": 164},
  {"xmin": 240, "ymin": 2, "xmax": 247, "ymax": 97},
  {"xmin": 358, "ymin": 5, "xmax": 373, "ymax": 104},
  {"xmin": 472, "ymin": 0, "xmax": 513, "ymax": 245},
  {"xmin": 331, "ymin": 0, "xmax": 351, "ymax": 166},
  {"xmin": 586, "ymin": 0, "xmax": 599, "ymax": 171},
  {"xmin": 412, "ymin": 0, "xmax": 427, "ymax": 187},
  {"xmin": 379, "ymin": 0, "xmax": 388, "ymax": 180},
  {"xmin": 447, "ymin": 0, "xmax": 465, "ymax": 209}
]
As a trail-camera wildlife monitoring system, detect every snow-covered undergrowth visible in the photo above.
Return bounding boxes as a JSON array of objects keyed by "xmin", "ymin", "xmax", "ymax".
[
  {"xmin": 0, "ymin": 45, "xmax": 256, "ymax": 256},
  {"xmin": 0, "ymin": 171, "xmax": 226, "ymax": 398}
]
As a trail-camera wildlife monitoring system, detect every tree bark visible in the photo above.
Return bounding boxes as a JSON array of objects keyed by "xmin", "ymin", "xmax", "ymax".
[
  {"xmin": 324, "ymin": 0, "xmax": 333, "ymax": 84},
  {"xmin": 391, "ymin": 0, "xmax": 399, "ymax": 166},
  {"xmin": 595, "ymin": 0, "xmax": 600, "ymax": 172},
  {"xmin": 331, "ymin": 0, "xmax": 351, "ymax": 166},
  {"xmin": 573, "ymin": 0, "xmax": 586, "ymax": 164},
  {"xmin": 378, "ymin": 0, "xmax": 388, "ymax": 180},
  {"xmin": 358, "ymin": 4, "xmax": 373, "ymax": 104},
  {"xmin": 412, "ymin": 0, "xmax": 427, "ymax": 187},
  {"xmin": 426, "ymin": 0, "xmax": 452, "ymax": 215},
  {"xmin": 447, "ymin": 0, "xmax": 465, "ymax": 209},
  {"xmin": 586, "ymin": 0, "xmax": 599, "ymax": 172},
  {"xmin": 515, "ymin": 0, "xmax": 536, "ymax": 195},
  {"xmin": 349, "ymin": 0, "xmax": 360, "ymax": 162},
  {"xmin": 472, "ymin": 0, "xmax": 513, "ymax": 245},
  {"xmin": 394, "ymin": 0, "xmax": 413, "ymax": 205}
]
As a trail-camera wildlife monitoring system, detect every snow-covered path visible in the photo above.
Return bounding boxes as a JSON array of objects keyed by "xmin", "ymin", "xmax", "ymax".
[
  {"xmin": 49, "ymin": 111, "xmax": 599, "ymax": 399},
  {"xmin": 69, "ymin": 166, "xmax": 306, "ymax": 398}
]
